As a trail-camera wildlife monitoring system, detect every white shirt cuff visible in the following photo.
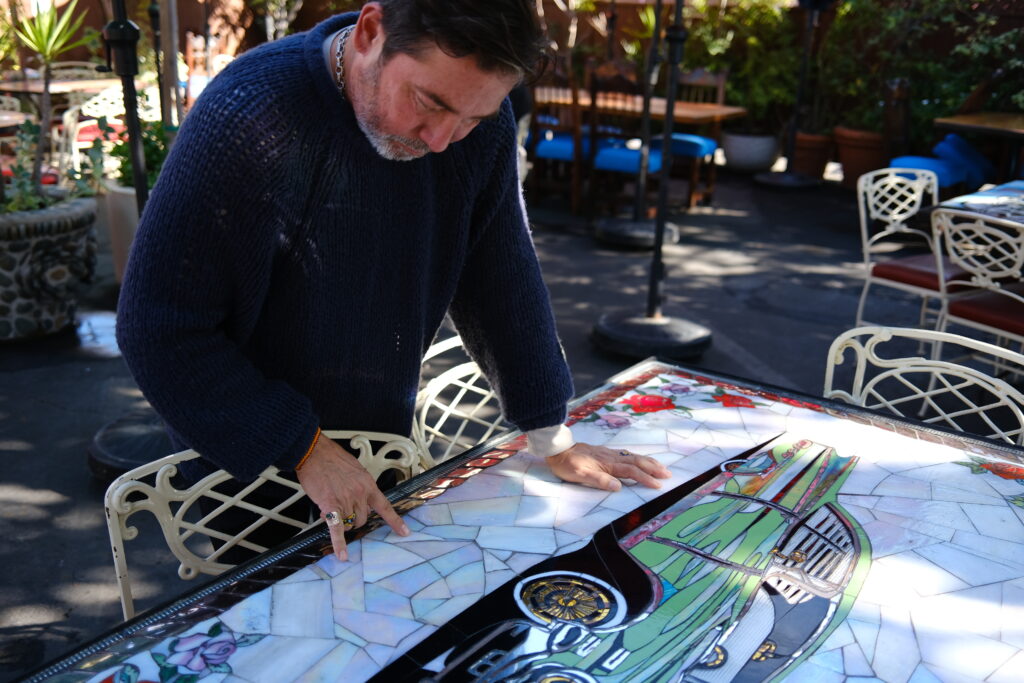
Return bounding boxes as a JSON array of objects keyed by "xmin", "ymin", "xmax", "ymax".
[{"xmin": 526, "ymin": 424, "xmax": 576, "ymax": 458}]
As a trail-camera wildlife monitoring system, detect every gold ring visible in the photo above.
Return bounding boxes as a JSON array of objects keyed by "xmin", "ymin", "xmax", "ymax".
[{"xmin": 342, "ymin": 513, "xmax": 356, "ymax": 528}]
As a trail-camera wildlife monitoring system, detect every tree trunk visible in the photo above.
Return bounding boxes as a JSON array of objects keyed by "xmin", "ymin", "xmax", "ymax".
[{"xmin": 32, "ymin": 64, "xmax": 53, "ymax": 197}]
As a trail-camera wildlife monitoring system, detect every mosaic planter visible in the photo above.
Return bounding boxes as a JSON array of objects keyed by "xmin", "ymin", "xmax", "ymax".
[{"xmin": 0, "ymin": 197, "xmax": 97, "ymax": 339}]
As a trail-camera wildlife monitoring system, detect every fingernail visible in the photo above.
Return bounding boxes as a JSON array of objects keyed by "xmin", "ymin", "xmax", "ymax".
[
  {"xmin": 400, "ymin": 524, "xmax": 410, "ymax": 536},
  {"xmin": 338, "ymin": 551, "xmax": 348, "ymax": 562}
]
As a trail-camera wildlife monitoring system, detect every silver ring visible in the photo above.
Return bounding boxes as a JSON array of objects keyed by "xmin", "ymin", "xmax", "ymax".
[{"xmin": 325, "ymin": 510, "xmax": 342, "ymax": 526}]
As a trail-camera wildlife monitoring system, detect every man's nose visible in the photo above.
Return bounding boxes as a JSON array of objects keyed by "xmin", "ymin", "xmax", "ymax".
[{"xmin": 419, "ymin": 116, "xmax": 460, "ymax": 153}]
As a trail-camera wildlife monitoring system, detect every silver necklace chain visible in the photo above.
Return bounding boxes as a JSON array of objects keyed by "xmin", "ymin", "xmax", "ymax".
[{"xmin": 334, "ymin": 26, "xmax": 354, "ymax": 96}]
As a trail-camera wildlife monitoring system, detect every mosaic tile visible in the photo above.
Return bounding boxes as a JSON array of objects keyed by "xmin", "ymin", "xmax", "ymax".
[
  {"xmin": 293, "ymin": 641, "xmax": 360, "ymax": 682},
  {"xmin": 931, "ymin": 482, "xmax": 1006, "ymax": 505},
  {"xmin": 429, "ymin": 544, "xmax": 482, "ymax": 577},
  {"xmin": 1003, "ymin": 579, "xmax": 1024, "ymax": 649},
  {"xmin": 503, "ymin": 551, "xmax": 552, "ymax": 574},
  {"xmin": 843, "ymin": 502, "xmax": 878, "ymax": 526},
  {"xmin": 779, "ymin": 659, "xmax": 846, "ymax": 683},
  {"xmin": 908, "ymin": 662, "xmax": 944, "ymax": 683},
  {"xmin": 989, "ymin": 649, "xmax": 1024, "ymax": 683},
  {"xmin": 820, "ymin": 621, "xmax": 856, "ymax": 651},
  {"xmin": 513, "ymin": 494, "xmax": 559, "ymax": 527},
  {"xmin": 407, "ymin": 502, "xmax": 452, "ymax": 526},
  {"xmin": 961, "ymin": 502, "xmax": 1024, "ymax": 543},
  {"xmin": 220, "ymin": 585, "xmax": 272, "ymax": 634},
  {"xmin": 484, "ymin": 568, "xmax": 516, "ymax": 593},
  {"xmin": 225, "ymin": 635, "xmax": 339, "ymax": 683},
  {"xmin": 916, "ymin": 628, "xmax": 1016, "ymax": 680},
  {"xmin": 949, "ymin": 530, "xmax": 1024, "ymax": 568},
  {"xmin": 448, "ymin": 496, "xmax": 520, "ymax": 526},
  {"xmin": 446, "ymin": 561, "xmax": 484, "ymax": 596},
  {"xmin": 271, "ymin": 580, "xmax": 334, "ymax": 638},
  {"xmin": 873, "ymin": 474, "xmax": 934, "ymax": 499},
  {"xmin": 364, "ymin": 584, "xmax": 414, "ymax": 620},
  {"xmin": 422, "ymin": 524, "xmax": 479, "ymax": 540},
  {"xmin": 861, "ymin": 519, "xmax": 944, "ymax": 558},
  {"xmin": 872, "ymin": 605, "xmax": 921, "ymax": 683},
  {"xmin": 361, "ymin": 540, "xmax": 428, "ymax": 583},
  {"xmin": 477, "ymin": 525, "xmax": 557, "ymax": 554},
  {"xmin": 870, "ymin": 510, "xmax": 956, "ymax": 542},
  {"xmin": 915, "ymin": 542, "xmax": 1024, "ymax": 585},
  {"xmin": 914, "ymin": 584, "xmax": 1003, "ymax": 640},
  {"xmin": 332, "ymin": 609, "xmax": 420, "ymax": 647},
  {"xmin": 425, "ymin": 471, "xmax": 524, "ymax": 503},
  {"xmin": 849, "ymin": 618, "xmax": 881, "ymax": 661},
  {"xmin": 329, "ymin": 563, "xmax": 365, "ymax": 610},
  {"xmin": 878, "ymin": 550, "xmax": 970, "ymax": 596},
  {"xmin": 843, "ymin": 642, "xmax": 875, "ymax": 677},
  {"xmin": 399, "ymin": 539, "xmax": 469, "ymax": 560},
  {"xmin": 417, "ymin": 594, "xmax": 479, "ymax": 626}
]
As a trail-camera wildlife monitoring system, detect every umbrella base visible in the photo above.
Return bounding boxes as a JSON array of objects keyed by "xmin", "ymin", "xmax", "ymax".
[
  {"xmin": 593, "ymin": 218, "xmax": 679, "ymax": 249},
  {"xmin": 754, "ymin": 170, "xmax": 822, "ymax": 189},
  {"xmin": 591, "ymin": 311, "xmax": 712, "ymax": 360},
  {"xmin": 88, "ymin": 408, "xmax": 174, "ymax": 483}
]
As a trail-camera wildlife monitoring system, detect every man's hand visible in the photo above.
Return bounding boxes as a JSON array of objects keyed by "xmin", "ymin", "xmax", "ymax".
[
  {"xmin": 546, "ymin": 443, "xmax": 672, "ymax": 491},
  {"xmin": 296, "ymin": 435, "xmax": 410, "ymax": 561}
]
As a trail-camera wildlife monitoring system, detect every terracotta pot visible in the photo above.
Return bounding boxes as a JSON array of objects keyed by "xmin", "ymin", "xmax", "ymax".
[
  {"xmin": 0, "ymin": 197, "xmax": 97, "ymax": 339},
  {"xmin": 790, "ymin": 131, "xmax": 833, "ymax": 180},
  {"xmin": 101, "ymin": 180, "xmax": 139, "ymax": 284},
  {"xmin": 833, "ymin": 125, "xmax": 887, "ymax": 189}
]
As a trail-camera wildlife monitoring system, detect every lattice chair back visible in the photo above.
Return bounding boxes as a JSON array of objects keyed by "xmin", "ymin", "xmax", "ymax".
[
  {"xmin": 80, "ymin": 86, "xmax": 125, "ymax": 120},
  {"xmin": 858, "ymin": 168, "xmax": 938, "ymax": 244},
  {"xmin": 50, "ymin": 61, "xmax": 100, "ymax": 79},
  {"xmin": 0, "ymin": 94, "xmax": 21, "ymax": 112},
  {"xmin": 105, "ymin": 430, "xmax": 421, "ymax": 620},
  {"xmin": 824, "ymin": 326, "xmax": 1024, "ymax": 445},
  {"xmin": 414, "ymin": 334, "xmax": 508, "ymax": 469},
  {"xmin": 934, "ymin": 208, "xmax": 1024, "ymax": 291}
]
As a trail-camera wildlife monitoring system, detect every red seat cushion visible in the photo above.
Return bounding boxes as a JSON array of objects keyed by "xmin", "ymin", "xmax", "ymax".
[
  {"xmin": 872, "ymin": 253, "xmax": 971, "ymax": 292},
  {"xmin": 76, "ymin": 122, "xmax": 125, "ymax": 142},
  {"xmin": 948, "ymin": 284, "xmax": 1024, "ymax": 337},
  {"xmin": 2, "ymin": 167, "xmax": 59, "ymax": 184}
]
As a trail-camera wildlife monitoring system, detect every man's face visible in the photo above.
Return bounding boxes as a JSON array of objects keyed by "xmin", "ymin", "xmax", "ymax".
[{"xmin": 352, "ymin": 44, "xmax": 519, "ymax": 161}]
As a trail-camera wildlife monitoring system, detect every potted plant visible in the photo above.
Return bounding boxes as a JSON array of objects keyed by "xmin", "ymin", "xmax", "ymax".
[
  {"xmin": 685, "ymin": 0, "xmax": 799, "ymax": 172},
  {"xmin": 101, "ymin": 118, "xmax": 170, "ymax": 283},
  {"xmin": 0, "ymin": 0, "xmax": 97, "ymax": 340}
]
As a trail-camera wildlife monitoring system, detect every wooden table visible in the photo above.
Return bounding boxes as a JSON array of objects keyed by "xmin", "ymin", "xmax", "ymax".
[
  {"xmin": 24, "ymin": 360, "xmax": 1024, "ymax": 682},
  {"xmin": 536, "ymin": 87, "xmax": 746, "ymax": 135},
  {"xmin": 0, "ymin": 110, "xmax": 29, "ymax": 130},
  {"xmin": 0, "ymin": 77, "xmax": 122, "ymax": 96},
  {"xmin": 934, "ymin": 111, "xmax": 1024, "ymax": 180}
]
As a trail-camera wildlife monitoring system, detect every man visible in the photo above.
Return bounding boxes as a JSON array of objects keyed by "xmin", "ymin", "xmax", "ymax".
[{"xmin": 117, "ymin": 0, "xmax": 670, "ymax": 562}]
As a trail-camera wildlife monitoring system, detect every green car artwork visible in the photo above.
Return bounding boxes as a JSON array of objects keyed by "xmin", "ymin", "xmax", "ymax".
[{"xmin": 379, "ymin": 436, "xmax": 872, "ymax": 683}]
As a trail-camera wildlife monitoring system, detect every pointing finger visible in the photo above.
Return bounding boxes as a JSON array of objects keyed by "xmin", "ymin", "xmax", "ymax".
[{"xmin": 370, "ymin": 490, "xmax": 410, "ymax": 537}]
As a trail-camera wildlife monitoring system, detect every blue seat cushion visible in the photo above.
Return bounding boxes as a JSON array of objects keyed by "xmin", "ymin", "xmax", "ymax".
[
  {"xmin": 593, "ymin": 141, "xmax": 663, "ymax": 174},
  {"xmin": 933, "ymin": 134, "xmax": 993, "ymax": 189},
  {"xmin": 534, "ymin": 131, "xmax": 589, "ymax": 161},
  {"xmin": 652, "ymin": 133, "xmax": 718, "ymax": 158},
  {"xmin": 890, "ymin": 155, "xmax": 967, "ymax": 188}
]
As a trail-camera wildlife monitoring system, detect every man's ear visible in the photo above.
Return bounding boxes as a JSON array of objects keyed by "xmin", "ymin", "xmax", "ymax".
[{"xmin": 352, "ymin": 2, "xmax": 385, "ymax": 55}]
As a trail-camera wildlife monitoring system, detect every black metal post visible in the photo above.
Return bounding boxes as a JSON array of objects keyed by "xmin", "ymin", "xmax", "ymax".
[
  {"xmin": 590, "ymin": 0, "xmax": 712, "ymax": 360},
  {"xmin": 631, "ymin": 0, "xmax": 664, "ymax": 223},
  {"xmin": 102, "ymin": 0, "xmax": 149, "ymax": 215},
  {"xmin": 148, "ymin": 0, "xmax": 165, "ymax": 126},
  {"xmin": 606, "ymin": 0, "xmax": 618, "ymax": 61}
]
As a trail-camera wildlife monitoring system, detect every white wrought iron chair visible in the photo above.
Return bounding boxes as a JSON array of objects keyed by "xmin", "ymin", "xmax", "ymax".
[
  {"xmin": 57, "ymin": 86, "xmax": 125, "ymax": 173},
  {"xmin": 105, "ymin": 430, "xmax": 421, "ymax": 620},
  {"xmin": 854, "ymin": 168, "xmax": 969, "ymax": 328},
  {"xmin": 824, "ymin": 326, "xmax": 1024, "ymax": 445},
  {"xmin": 414, "ymin": 333, "xmax": 509, "ymax": 469},
  {"xmin": 933, "ymin": 208, "xmax": 1024, "ymax": 355}
]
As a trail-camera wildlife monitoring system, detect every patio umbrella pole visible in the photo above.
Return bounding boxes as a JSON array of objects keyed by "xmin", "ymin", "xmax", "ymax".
[
  {"xmin": 102, "ymin": 0, "xmax": 149, "ymax": 214},
  {"xmin": 87, "ymin": 1, "xmax": 173, "ymax": 484},
  {"xmin": 593, "ymin": 0, "xmax": 680, "ymax": 249},
  {"xmin": 591, "ymin": 0, "xmax": 712, "ymax": 360},
  {"xmin": 148, "ymin": 0, "xmax": 165, "ymax": 127}
]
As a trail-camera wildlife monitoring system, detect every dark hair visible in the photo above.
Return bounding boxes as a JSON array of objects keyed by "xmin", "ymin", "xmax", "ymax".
[{"xmin": 377, "ymin": 0, "xmax": 549, "ymax": 83}]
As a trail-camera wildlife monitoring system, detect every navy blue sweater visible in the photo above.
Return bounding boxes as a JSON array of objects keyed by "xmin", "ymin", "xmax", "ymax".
[{"xmin": 116, "ymin": 14, "xmax": 573, "ymax": 482}]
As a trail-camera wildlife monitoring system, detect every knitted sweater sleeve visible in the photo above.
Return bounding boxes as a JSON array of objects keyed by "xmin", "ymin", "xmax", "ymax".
[
  {"xmin": 116, "ymin": 81, "xmax": 320, "ymax": 482},
  {"xmin": 448, "ymin": 105, "xmax": 574, "ymax": 432}
]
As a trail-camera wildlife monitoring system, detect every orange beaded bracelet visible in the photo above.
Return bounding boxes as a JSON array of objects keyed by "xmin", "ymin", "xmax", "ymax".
[{"xmin": 295, "ymin": 427, "xmax": 322, "ymax": 472}]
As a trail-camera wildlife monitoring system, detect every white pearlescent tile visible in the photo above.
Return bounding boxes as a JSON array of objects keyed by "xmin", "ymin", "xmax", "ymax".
[
  {"xmin": 448, "ymin": 496, "xmax": 522, "ymax": 527},
  {"xmin": 276, "ymin": 566, "xmax": 321, "ymax": 584},
  {"xmin": 960, "ymin": 503, "xmax": 1024, "ymax": 543},
  {"xmin": 488, "ymin": 452, "xmax": 533, "ymax": 478},
  {"xmin": 872, "ymin": 475, "xmax": 933, "ymax": 500},
  {"xmin": 393, "ymin": 623, "xmax": 436, "ymax": 658},
  {"xmin": 329, "ymin": 564, "xmax": 365, "ymax": 611},
  {"xmin": 850, "ymin": 598, "xmax": 881, "ymax": 625},
  {"xmin": 871, "ymin": 605, "xmax": 920, "ymax": 683},
  {"xmin": 839, "ymin": 493, "xmax": 880, "ymax": 508},
  {"xmin": 332, "ymin": 608, "xmax": 421, "ymax": 647},
  {"xmin": 600, "ymin": 485, "xmax": 647, "ymax": 513},
  {"xmin": 490, "ymin": 549, "xmax": 512, "ymax": 560},
  {"xmin": 485, "ymin": 568, "xmax": 517, "ymax": 593},
  {"xmin": 807, "ymin": 647, "xmax": 845, "ymax": 672},
  {"xmin": 914, "ymin": 584, "xmax": 1003, "ymax": 640},
  {"xmin": 221, "ymin": 585, "xmax": 272, "ymax": 634},
  {"xmin": 364, "ymin": 584, "xmax": 414, "ymax": 620},
  {"xmin": 413, "ymin": 577, "xmax": 452, "ymax": 601},
  {"xmin": 361, "ymin": 540, "xmax": 426, "ymax": 583},
  {"xmin": 376, "ymin": 561, "xmax": 442, "ymax": 597},
  {"xmin": 568, "ymin": 421, "xmax": 616, "ymax": 447},
  {"xmin": 271, "ymin": 580, "xmax": 334, "ymax": 638},
  {"xmin": 915, "ymin": 543, "xmax": 1024, "ymax": 586},
  {"xmin": 820, "ymin": 621, "xmax": 855, "ymax": 650},
  {"xmin": 842, "ymin": 503, "xmax": 877, "ymax": 526},
  {"xmin": 783, "ymin": 659, "xmax": 846, "ymax": 683},
  {"xmin": 885, "ymin": 550, "xmax": 970, "ymax": 596},
  {"xmin": 948, "ymin": 530, "xmax": 1024, "ymax": 569},
  {"xmin": 931, "ymin": 482, "xmax": 1005, "ymax": 505},
  {"xmin": 861, "ymin": 520, "xmax": 943, "ymax": 558},
  {"xmin": 841, "ymin": 467, "xmax": 895, "ymax": 495},
  {"xmin": 317, "ymin": 552, "xmax": 353, "ymax": 578},
  {"xmin": 843, "ymin": 642, "xmax": 875, "ymax": 677},
  {"xmin": 425, "ymin": 524, "xmax": 480, "ymax": 540},
  {"xmin": 419, "ymin": 594, "xmax": 480, "ymax": 626},
  {"xmin": 522, "ymin": 476, "xmax": 564, "ymax": 499},
  {"xmin": 908, "ymin": 663, "xmax": 944, "ymax": 683},
  {"xmin": 915, "ymin": 627, "xmax": 1016, "ymax": 680},
  {"xmin": 606, "ymin": 427, "xmax": 669, "ymax": 448},
  {"xmin": 988, "ymin": 649, "xmax": 1024, "ymax": 683},
  {"xmin": 334, "ymin": 622, "xmax": 368, "ymax": 647},
  {"xmin": 446, "ymin": 561, "xmax": 485, "ymax": 596},
  {"xmin": 477, "ymin": 526, "xmax": 556, "ymax": 554},
  {"xmin": 292, "ymin": 641, "xmax": 360, "ymax": 683},
  {"xmin": 525, "ymin": 456, "xmax": 562, "ymax": 483},
  {"xmin": 408, "ymin": 502, "xmax": 452, "ymax": 526},
  {"xmin": 427, "ymin": 472, "xmax": 524, "ymax": 503},
  {"xmin": 857, "ymin": 559, "xmax": 924, "ymax": 609},
  {"xmin": 1004, "ymin": 580, "xmax": 1024, "ymax": 649},
  {"xmin": 377, "ymin": 529, "xmax": 445, "ymax": 543},
  {"xmin": 364, "ymin": 643, "xmax": 394, "ymax": 668},
  {"xmin": 223, "ymin": 636, "xmax": 339, "ymax": 683},
  {"xmin": 504, "ymin": 551, "xmax": 551, "ymax": 574},
  {"xmin": 554, "ymin": 507, "xmax": 623, "ymax": 537},
  {"xmin": 665, "ymin": 431, "xmax": 704, "ymax": 456},
  {"xmin": 848, "ymin": 618, "xmax": 880, "ymax": 662},
  {"xmin": 400, "ymin": 540, "xmax": 470, "ymax": 561},
  {"xmin": 483, "ymin": 551, "xmax": 508, "ymax": 572},
  {"xmin": 514, "ymin": 494, "xmax": 559, "ymax": 527},
  {"xmin": 870, "ymin": 510, "xmax": 956, "ymax": 542},
  {"xmin": 554, "ymin": 537, "xmax": 589, "ymax": 555},
  {"xmin": 335, "ymin": 649, "xmax": 383, "ymax": 683},
  {"xmin": 412, "ymin": 597, "xmax": 445, "ymax": 620},
  {"xmin": 555, "ymin": 491, "xmax": 605, "ymax": 527},
  {"xmin": 430, "ymin": 544, "xmax": 483, "ymax": 577}
]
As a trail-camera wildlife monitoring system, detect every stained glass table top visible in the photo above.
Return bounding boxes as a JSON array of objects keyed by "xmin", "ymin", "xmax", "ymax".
[{"xmin": 26, "ymin": 360, "xmax": 1024, "ymax": 682}]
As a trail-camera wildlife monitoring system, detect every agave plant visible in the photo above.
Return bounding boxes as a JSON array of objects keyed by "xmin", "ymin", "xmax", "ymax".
[{"xmin": 13, "ymin": 0, "xmax": 90, "ymax": 198}]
